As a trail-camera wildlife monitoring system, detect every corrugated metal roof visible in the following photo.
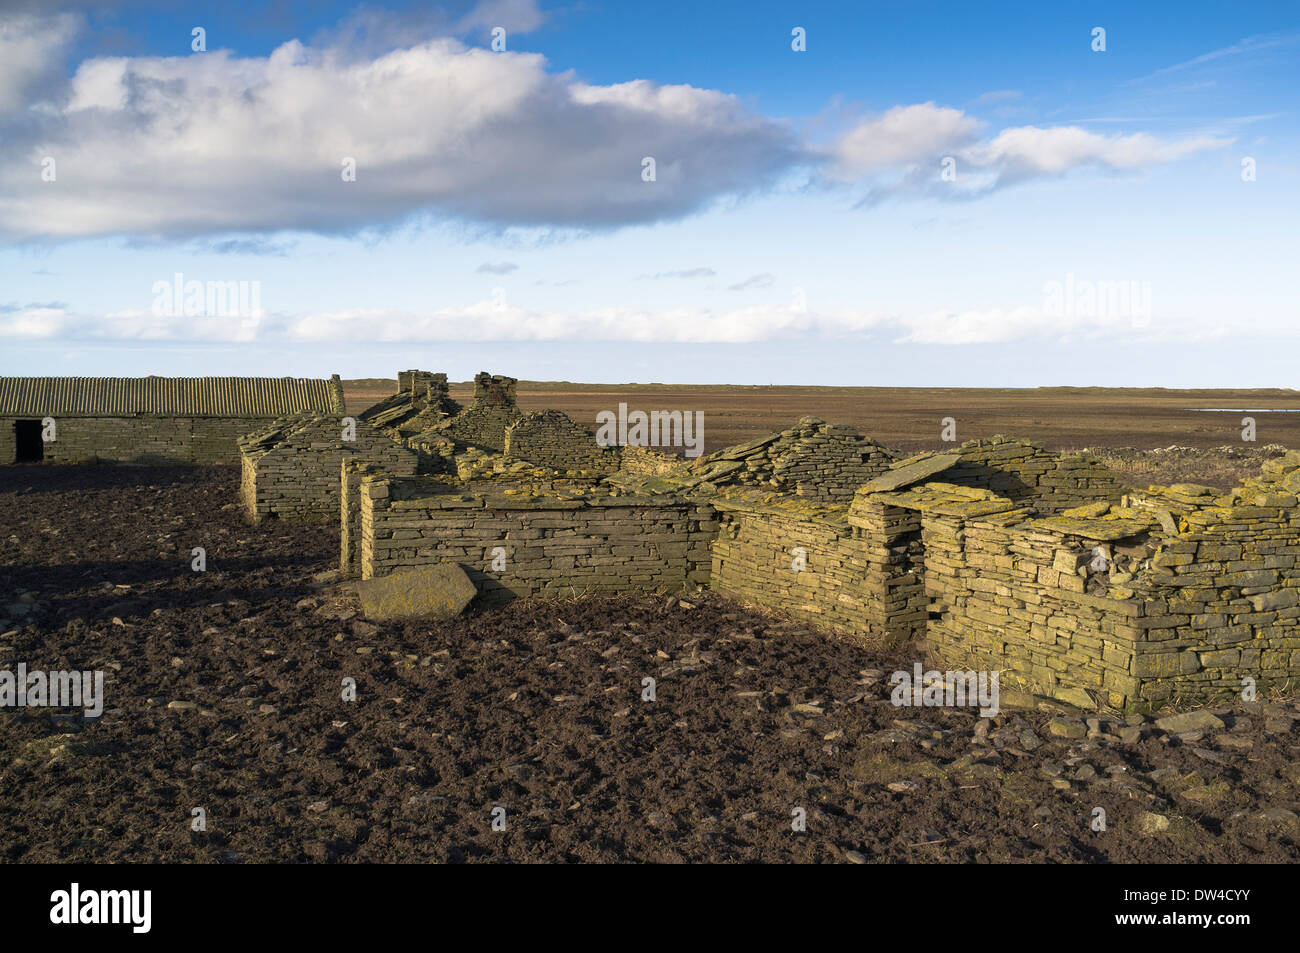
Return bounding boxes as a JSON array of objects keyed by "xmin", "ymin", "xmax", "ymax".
[{"xmin": 0, "ymin": 376, "xmax": 341, "ymax": 418}]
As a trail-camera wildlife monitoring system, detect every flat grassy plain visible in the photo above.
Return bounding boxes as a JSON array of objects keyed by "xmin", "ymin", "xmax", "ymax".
[{"xmin": 344, "ymin": 380, "xmax": 1300, "ymax": 456}]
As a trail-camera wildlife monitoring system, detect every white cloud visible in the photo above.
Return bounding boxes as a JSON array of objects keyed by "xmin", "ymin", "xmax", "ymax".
[
  {"xmin": 0, "ymin": 29, "xmax": 802, "ymax": 239},
  {"xmin": 827, "ymin": 102, "xmax": 982, "ymax": 179},
  {"xmin": 0, "ymin": 10, "xmax": 1233, "ymax": 241},
  {"xmin": 0, "ymin": 12, "xmax": 78, "ymax": 113},
  {"xmin": 965, "ymin": 126, "xmax": 1229, "ymax": 180},
  {"xmin": 832, "ymin": 105, "xmax": 1230, "ymax": 203},
  {"xmin": 0, "ymin": 295, "xmax": 1214, "ymax": 348}
]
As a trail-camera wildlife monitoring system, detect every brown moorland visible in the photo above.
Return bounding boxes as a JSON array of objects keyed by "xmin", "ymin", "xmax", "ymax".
[{"xmin": 344, "ymin": 381, "xmax": 1300, "ymax": 455}]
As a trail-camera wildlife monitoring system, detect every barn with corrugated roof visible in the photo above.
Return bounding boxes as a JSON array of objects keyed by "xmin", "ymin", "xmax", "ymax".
[{"xmin": 0, "ymin": 375, "xmax": 346, "ymax": 464}]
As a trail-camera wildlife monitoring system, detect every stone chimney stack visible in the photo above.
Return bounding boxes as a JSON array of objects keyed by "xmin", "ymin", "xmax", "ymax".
[{"xmin": 472, "ymin": 372, "xmax": 518, "ymax": 407}]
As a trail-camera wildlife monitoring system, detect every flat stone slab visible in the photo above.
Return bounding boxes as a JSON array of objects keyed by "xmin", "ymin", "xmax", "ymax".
[
  {"xmin": 356, "ymin": 564, "xmax": 477, "ymax": 621},
  {"xmin": 1154, "ymin": 709, "xmax": 1225, "ymax": 734},
  {"xmin": 1031, "ymin": 516, "xmax": 1152, "ymax": 541},
  {"xmin": 861, "ymin": 452, "xmax": 963, "ymax": 493}
]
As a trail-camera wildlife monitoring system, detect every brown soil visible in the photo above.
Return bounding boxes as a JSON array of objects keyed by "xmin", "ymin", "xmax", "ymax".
[
  {"xmin": 345, "ymin": 380, "xmax": 1300, "ymax": 457},
  {"xmin": 2, "ymin": 465, "xmax": 1299, "ymax": 863}
]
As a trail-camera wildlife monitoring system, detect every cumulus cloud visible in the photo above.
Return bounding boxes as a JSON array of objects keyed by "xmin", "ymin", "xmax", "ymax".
[
  {"xmin": 0, "ymin": 11, "xmax": 1231, "ymax": 241},
  {"xmin": 0, "ymin": 23, "xmax": 804, "ymax": 240},
  {"xmin": 828, "ymin": 103, "xmax": 1229, "ymax": 204},
  {"xmin": 827, "ymin": 103, "xmax": 983, "ymax": 180},
  {"xmin": 965, "ymin": 126, "xmax": 1229, "ymax": 183},
  {"xmin": 0, "ymin": 11, "xmax": 78, "ymax": 113}
]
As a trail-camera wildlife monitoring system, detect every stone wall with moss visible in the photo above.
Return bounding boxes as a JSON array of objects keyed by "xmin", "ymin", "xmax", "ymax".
[
  {"xmin": 504, "ymin": 409, "xmax": 620, "ymax": 475},
  {"xmin": 3, "ymin": 415, "xmax": 270, "ymax": 464},
  {"xmin": 709, "ymin": 493, "xmax": 922, "ymax": 645},
  {"xmin": 847, "ymin": 456, "xmax": 1300, "ymax": 712},
  {"xmin": 333, "ymin": 406, "xmax": 1300, "ymax": 712},
  {"xmin": 240, "ymin": 413, "xmax": 419, "ymax": 522},
  {"xmin": 619, "ymin": 445, "xmax": 691, "ymax": 478},
  {"xmin": 358, "ymin": 475, "xmax": 716, "ymax": 603},
  {"xmin": 691, "ymin": 417, "xmax": 895, "ymax": 502}
]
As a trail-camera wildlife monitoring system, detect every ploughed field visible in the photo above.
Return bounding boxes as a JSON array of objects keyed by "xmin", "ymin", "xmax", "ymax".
[
  {"xmin": 345, "ymin": 380, "xmax": 1300, "ymax": 457},
  {"xmin": 2, "ymin": 465, "xmax": 1300, "ymax": 863}
]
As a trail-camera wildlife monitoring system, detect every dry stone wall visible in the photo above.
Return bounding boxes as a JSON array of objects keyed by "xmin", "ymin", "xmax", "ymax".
[
  {"xmin": 692, "ymin": 417, "xmax": 895, "ymax": 502},
  {"xmin": 323, "ymin": 395, "xmax": 1300, "ymax": 712},
  {"xmin": 240, "ymin": 413, "xmax": 418, "ymax": 522},
  {"xmin": 358, "ymin": 475, "xmax": 716, "ymax": 603},
  {"xmin": 619, "ymin": 445, "xmax": 691, "ymax": 478},
  {"xmin": 504, "ymin": 410, "xmax": 620, "ymax": 474},
  {"xmin": 709, "ymin": 497, "xmax": 901, "ymax": 643},
  {"xmin": 435, "ymin": 373, "xmax": 522, "ymax": 451},
  {"xmin": 853, "ymin": 482, "xmax": 1147, "ymax": 710},
  {"xmin": 3, "ymin": 415, "xmax": 266, "ymax": 464},
  {"xmin": 878, "ymin": 437, "xmax": 1127, "ymax": 515}
]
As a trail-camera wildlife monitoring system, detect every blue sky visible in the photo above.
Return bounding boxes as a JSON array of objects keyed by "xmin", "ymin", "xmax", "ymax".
[{"xmin": 1, "ymin": 0, "xmax": 1297, "ymax": 385}]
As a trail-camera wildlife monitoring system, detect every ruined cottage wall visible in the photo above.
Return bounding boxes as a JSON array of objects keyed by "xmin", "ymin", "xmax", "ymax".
[
  {"xmin": 503, "ymin": 410, "xmax": 620, "ymax": 474},
  {"xmin": 921, "ymin": 510, "xmax": 1146, "ymax": 710},
  {"xmin": 708, "ymin": 499, "xmax": 921, "ymax": 645},
  {"xmin": 358, "ymin": 477, "xmax": 716, "ymax": 603},
  {"xmin": 694, "ymin": 418, "xmax": 895, "ymax": 503},
  {"xmin": 341, "ymin": 459, "xmax": 384, "ymax": 576},
  {"xmin": 1119, "ymin": 490, "xmax": 1300, "ymax": 707},
  {"xmin": 242, "ymin": 418, "xmax": 418, "ymax": 522},
  {"xmin": 938, "ymin": 440, "xmax": 1126, "ymax": 514},
  {"xmin": 438, "ymin": 405, "xmax": 521, "ymax": 451},
  {"xmin": 436, "ymin": 374, "xmax": 521, "ymax": 451},
  {"xmin": 619, "ymin": 445, "xmax": 691, "ymax": 477},
  {"xmin": 3, "ymin": 415, "xmax": 265, "ymax": 464}
]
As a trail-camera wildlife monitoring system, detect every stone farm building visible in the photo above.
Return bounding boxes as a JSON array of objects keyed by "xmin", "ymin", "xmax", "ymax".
[
  {"xmin": 321, "ymin": 372, "xmax": 1300, "ymax": 713},
  {"xmin": 0, "ymin": 375, "xmax": 345, "ymax": 465},
  {"xmin": 239, "ymin": 411, "xmax": 419, "ymax": 522}
]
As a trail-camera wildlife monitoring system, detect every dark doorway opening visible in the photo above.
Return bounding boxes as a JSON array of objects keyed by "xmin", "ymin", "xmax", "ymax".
[{"xmin": 14, "ymin": 419, "xmax": 43, "ymax": 462}]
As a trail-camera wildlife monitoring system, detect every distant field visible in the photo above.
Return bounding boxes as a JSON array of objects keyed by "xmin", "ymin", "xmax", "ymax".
[{"xmin": 344, "ymin": 380, "xmax": 1300, "ymax": 456}]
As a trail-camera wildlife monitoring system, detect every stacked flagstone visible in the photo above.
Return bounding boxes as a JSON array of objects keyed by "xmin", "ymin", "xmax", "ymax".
[
  {"xmin": 357, "ymin": 474, "xmax": 716, "ymax": 603},
  {"xmin": 708, "ymin": 494, "xmax": 907, "ymax": 645},
  {"xmin": 689, "ymin": 417, "xmax": 896, "ymax": 502},
  {"xmin": 620, "ymin": 445, "xmax": 692, "ymax": 478},
  {"xmin": 239, "ymin": 411, "xmax": 418, "ymax": 522},
  {"xmin": 504, "ymin": 409, "xmax": 620, "ymax": 475},
  {"xmin": 434, "ymin": 373, "xmax": 523, "ymax": 452},
  {"xmin": 359, "ymin": 371, "xmax": 460, "ymax": 435},
  {"xmin": 881, "ymin": 436, "xmax": 1127, "ymax": 515}
]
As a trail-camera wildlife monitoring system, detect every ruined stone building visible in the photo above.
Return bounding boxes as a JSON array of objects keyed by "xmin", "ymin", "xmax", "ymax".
[
  {"xmin": 324, "ymin": 376, "xmax": 1300, "ymax": 713},
  {"xmin": 239, "ymin": 411, "xmax": 419, "ymax": 522},
  {"xmin": 0, "ymin": 375, "xmax": 345, "ymax": 465}
]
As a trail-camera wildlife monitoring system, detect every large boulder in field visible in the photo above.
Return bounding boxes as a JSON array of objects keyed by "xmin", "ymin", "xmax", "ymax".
[{"xmin": 355, "ymin": 564, "xmax": 477, "ymax": 621}]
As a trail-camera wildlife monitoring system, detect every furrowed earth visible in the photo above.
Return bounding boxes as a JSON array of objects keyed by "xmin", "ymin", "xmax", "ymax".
[{"xmin": 3, "ymin": 465, "xmax": 1299, "ymax": 862}]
